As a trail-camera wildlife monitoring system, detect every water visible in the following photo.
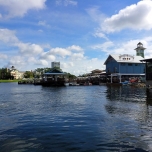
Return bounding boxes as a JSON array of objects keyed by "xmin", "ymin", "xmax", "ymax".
[{"xmin": 0, "ymin": 83, "xmax": 152, "ymax": 152}]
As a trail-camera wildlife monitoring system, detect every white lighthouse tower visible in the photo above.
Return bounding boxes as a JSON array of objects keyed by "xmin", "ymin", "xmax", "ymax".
[{"xmin": 134, "ymin": 42, "xmax": 146, "ymax": 58}]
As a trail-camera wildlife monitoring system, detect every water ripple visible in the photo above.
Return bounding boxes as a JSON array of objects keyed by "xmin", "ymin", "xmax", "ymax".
[{"xmin": 0, "ymin": 83, "xmax": 151, "ymax": 152}]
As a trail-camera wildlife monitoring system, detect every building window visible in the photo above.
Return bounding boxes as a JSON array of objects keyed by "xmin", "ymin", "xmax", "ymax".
[
  {"xmin": 135, "ymin": 63, "xmax": 139, "ymax": 66},
  {"xmin": 121, "ymin": 63, "xmax": 125, "ymax": 66},
  {"xmin": 128, "ymin": 63, "xmax": 132, "ymax": 66}
]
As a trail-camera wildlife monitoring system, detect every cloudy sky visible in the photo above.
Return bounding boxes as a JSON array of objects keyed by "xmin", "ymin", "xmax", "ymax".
[{"xmin": 0, "ymin": 0, "xmax": 152, "ymax": 75}]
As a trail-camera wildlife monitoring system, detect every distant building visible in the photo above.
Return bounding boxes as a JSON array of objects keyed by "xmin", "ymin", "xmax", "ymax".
[
  {"xmin": 42, "ymin": 68, "xmax": 65, "ymax": 86},
  {"xmin": 51, "ymin": 62, "xmax": 60, "ymax": 68},
  {"xmin": 104, "ymin": 42, "xmax": 146, "ymax": 83},
  {"xmin": 10, "ymin": 66, "xmax": 24, "ymax": 79}
]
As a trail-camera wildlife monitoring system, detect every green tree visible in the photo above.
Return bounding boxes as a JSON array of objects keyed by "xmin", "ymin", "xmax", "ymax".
[
  {"xmin": 0, "ymin": 68, "xmax": 12, "ymax": 79},
  {"xmin": 24, "ymin": 71, "xmax": 34, "ymax": 78},
  {"xmin": 64, "ymin": 72, "xmax": 76, "ymax": 81},
  {"xmin": 34, "ymin": 68, "xmax": 52, "ymax": 78}
]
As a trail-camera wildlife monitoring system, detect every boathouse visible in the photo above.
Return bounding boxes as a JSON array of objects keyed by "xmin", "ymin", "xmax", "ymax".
[
  {"xmin": 42, "ymin": 68, "xmax": 65, "ymax": 86},
  {"xmin": 104, "ymin": 42, "xmax": 146, "ymax": 83}
]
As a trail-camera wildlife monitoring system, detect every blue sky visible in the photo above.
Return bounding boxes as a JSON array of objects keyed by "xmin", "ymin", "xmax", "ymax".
[{"xmin": 0, "ymin": 0, "xmax": 152, "ymax": 75}]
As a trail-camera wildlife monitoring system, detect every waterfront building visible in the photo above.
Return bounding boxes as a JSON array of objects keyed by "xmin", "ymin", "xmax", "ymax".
[
  {"xmin": 42, "ymin": 68, "xmax": 65, "ymax": 86},
  {"xmin": 104, "ymin": 42, "xmax": 146, "ymax": 83},
  {"xmin": 10, "ymin": 66, "xmax": 24, "ymax": 79}
]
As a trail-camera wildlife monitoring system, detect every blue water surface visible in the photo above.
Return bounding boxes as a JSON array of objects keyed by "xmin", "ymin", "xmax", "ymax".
[{"xmin": 0, "ymin": 83, "xmax": 152, "ymax": 152}]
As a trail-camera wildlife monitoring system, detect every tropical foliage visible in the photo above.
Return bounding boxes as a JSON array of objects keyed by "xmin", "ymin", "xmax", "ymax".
[
  {"xmin": 0, "ymin": 68, "xmax": 13, "ymax": 79},
  {"xmin": 24, "ymin": 71, "xmax": 34, "ymax": 78},
  {"xmin": 64, "ymin": 72, "xmax": 77, "ymax": 80}
]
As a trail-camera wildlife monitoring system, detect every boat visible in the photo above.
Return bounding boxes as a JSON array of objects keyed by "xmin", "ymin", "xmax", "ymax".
[
  {"xmin": 121, "ymin": 80, "xmax": 129, "ymax": 85},
  {"xmin": 64, "ymin": 82, "xmax": 69, "ymax": 86},
  {"xmin": 68, "ymin": 82, "xmax": 79, "ymax": 86}
]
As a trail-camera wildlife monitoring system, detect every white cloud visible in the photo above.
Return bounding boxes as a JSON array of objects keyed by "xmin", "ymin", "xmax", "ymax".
[
  {"xmin": 0, "ymin": 53, "xmax": 7, "ymax": 59},
  {"xmin": 61, "ymin": 58, "xmax": 105, "ymax": 75},
  {"xmin": 50, "ymin": 47, "xmax": 71, "ymax": 57},
  {"xmin": 56, "ymin": 0, "xmax": 62, "ymax": 5},
  {"xmin": 92, "ymin": 38, "xmax": 152, "ymax": 59},
  {"xmin": 56, "ymin": 0, "xmax": 77, "ymax": 6},
  {"xmin": 0, "ymin": 0, "xmax": 46, "ymax": 18},
  {"xmin": 38, "ymin": 21, "xmax": 46, "ymax": 26},
  {"xmin": 40, "ymin": 52, "xmax": 56, "ymax": 61},
  {"xmin": 62, "ymin": 62, "xmax": 74, "ymax": 69},
  {"xmin": 38, "ymin": 29, "xmax": 43, "ymax": 32},
  {"xmin": 86, "ymin": 6, "xmax": 106, "ymax": 23},
  {"xmin": 0, "ymin": 29, "xmax": 18, "ymax": 43},
  {"xmin": 85, "ymin": 6, "xmax": 107, "ymax": 39},
  {"xmin": 93, "ymin": 31, "xmax": 108, "ymax": 40},
  {"xmin": 64, "ymin": 0, "xmax": 77, "ymax": 6},
  {"xmin": 17, "ymin": 43, "xmax": 43, "ymax": 56},
  {"xmin": 7, "ymin": 56, "xmax": 26, "ymax": 68},
  {"xmin": 28, "ymin": 57, "xmax": 37, "ymax": 63},
  {"xmin": 28, "ymin": 57, "xmax": 48, "ymax": 67},
  {"xmin": 0, "ymin": 28, "xmax": 96, "ymax": 74},
  {"xmin": 38, "ymin": 20, "xmax": 50, "ymax": 28},
  {"xmin": 0, "ymin": 28, "xmax": 44, "ymax": 56},
  {"xmin": 35, "ymin": 59, "xmax": 49, "ymax": 66},
  {"xmin": 42, "ymin": 45, "xmax": 84, "ymax": 59},
  {"xmin": 70, "ymin": 52, "xmax": 84, "ymax": 60},
  {"xmin": 91, "ymin": 41, "xmax": 114, "ymax": 52},
  {"xmin": 101, "ymin": 0, "xmax": 152, "ymax": 33},
  {"xmin": 67, "ymin": 45, "xmax": 83, "ymax": 52}
]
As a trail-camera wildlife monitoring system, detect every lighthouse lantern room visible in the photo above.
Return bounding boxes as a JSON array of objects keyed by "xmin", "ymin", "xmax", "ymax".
[{"xmin": 134, "ymin": 42, "xmax": 146, "ymax": 58}]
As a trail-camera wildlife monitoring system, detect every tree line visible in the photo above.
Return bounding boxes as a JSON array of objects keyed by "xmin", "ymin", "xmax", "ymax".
[
  {"xmin": 0, "ymin": 68, "xmax": 14, "ymax": 79},
  {"xmin": 0, "ymin": 67, "xmax": 77, "ymax": 80}
]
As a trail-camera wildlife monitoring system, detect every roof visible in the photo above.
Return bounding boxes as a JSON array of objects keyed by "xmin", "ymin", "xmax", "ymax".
[
  {"xmin": 140, "ymin": 58, "xmax": 152, "ymax": 62},
  {"xmin": 134, "ymin": 42, "xmax": 146, "ymax": 50},
  {"xmin": 110, "ymin": 73, "xmax": 145, "ymax": 76},
  {"xmin": 91, "ymin": 69, "xmax": 102, "ymax": 73},
  {"xmin": 104, "ymin": 54, "xmax": 144, "ymax": 65},
  {"xmin": 134, "ymin": 47, "xmax": 146, "ymax": 50},
  {"xmin": 43, "ymin": 68, "xmax": 65, "ymax": 75},
  {"xmin": 44, "ymin": 73, "xmax": 65, "ymax": 75}
]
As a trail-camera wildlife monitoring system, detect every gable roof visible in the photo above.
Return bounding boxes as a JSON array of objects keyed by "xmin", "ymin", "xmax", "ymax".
[
  {"xmin": 104, "ymin": 54, "xmax": 144, "ymax": 65},
  {"xmin": 44, "ymin": 68, "xmax": 65, "ymax": 75},
  {"xmin": 140, "ymin": 58, "xmax": 152, "ymax": 62},
  {"xmin": 91, "ymin": 69, "xmax": 102, "ymax": 73}
]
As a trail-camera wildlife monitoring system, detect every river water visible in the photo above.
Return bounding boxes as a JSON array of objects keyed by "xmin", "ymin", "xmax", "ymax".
[{"xmin": 0, "ymin": 83, "xmax": 152, "ymax": 152}]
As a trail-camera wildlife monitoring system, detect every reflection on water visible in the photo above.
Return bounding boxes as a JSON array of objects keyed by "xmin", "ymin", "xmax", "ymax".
[
  {"xmin": 0, "ymin": 83, "xmax": 152, "ymax": 152},
  {"xmin": 106, "ymin": 85, "xmax": 146, "ymax": 102}
]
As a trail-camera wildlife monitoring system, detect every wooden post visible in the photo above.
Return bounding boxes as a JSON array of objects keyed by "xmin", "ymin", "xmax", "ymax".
[{"xmin": 119, "ymin": 75, "xmax": 122, "ymax": 83}]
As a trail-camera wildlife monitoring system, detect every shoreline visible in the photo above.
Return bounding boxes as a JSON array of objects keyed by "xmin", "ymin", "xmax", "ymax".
[{"xmin": 0, "ymin": 80, "xmax": 19, "ymax": 83}]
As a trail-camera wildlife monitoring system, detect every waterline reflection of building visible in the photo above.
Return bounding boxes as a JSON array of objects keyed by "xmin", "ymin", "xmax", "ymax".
[
  {"xmin": 104, "ymin": 85, "xmax": 152, "ymax": 125},
  {"xmin": 105, "ymin": 85, "xmax": 147, "ymax": 103}
]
